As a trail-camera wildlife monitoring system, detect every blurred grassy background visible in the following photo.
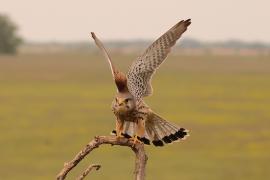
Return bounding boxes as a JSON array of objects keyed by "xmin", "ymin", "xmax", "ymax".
[{"xmin": 0, "ymin": 52, "xmax": 270, "ymax": 179}]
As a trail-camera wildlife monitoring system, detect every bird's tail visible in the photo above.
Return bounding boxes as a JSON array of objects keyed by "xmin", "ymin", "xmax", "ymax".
[
  {"xmin": 111, "ymin": 113, "xmax": 189, "ymax": 147},
  {"xmin": 145, "ymin": 113, "xmax": 189, "ymax": 146}
]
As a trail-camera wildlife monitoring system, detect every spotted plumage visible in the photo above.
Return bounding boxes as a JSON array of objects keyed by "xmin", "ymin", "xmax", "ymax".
[
  {"xmin": 127, "ymin": 19, "xmax": 191, "ymax": 100},
  {"xmin": 91, "ymin": 19, "xmax": 191, "ymax": 146}
]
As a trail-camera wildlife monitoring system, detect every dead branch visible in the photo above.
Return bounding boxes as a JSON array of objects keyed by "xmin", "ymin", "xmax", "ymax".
[
  {"xmin": 56, "ymin": 135, "xmax": 148, "ymax": 180},
  {"xmin": 76, "ymin": 164, "xmax": 101, "ymax": 180}
]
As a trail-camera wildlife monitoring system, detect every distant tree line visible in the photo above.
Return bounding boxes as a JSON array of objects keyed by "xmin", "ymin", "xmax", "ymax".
[
  {"xmin": 180, "ymin": 38, "xmax": 270, "ymax": 49},
  {"xmin": 90, "ymin": 38, "xmax": 270, "ymax": 50},
  {"xmin": 0, "ymin": 14, "xmax": 22, "ymax": 54}
]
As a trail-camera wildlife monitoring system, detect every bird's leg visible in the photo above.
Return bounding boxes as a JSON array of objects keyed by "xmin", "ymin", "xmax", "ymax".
[
  {"xmin": 115, "ymin": 119, "xmax": 124, "ymax": 138},
  {"xmin": 131, "ymin": 119, "xmax": 145, "ymax": 145}
]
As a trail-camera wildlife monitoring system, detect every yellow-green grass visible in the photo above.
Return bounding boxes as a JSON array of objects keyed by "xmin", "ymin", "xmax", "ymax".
[{"xmin": 0, "ymin": 52, "xmax": 270, "ymax": 180}]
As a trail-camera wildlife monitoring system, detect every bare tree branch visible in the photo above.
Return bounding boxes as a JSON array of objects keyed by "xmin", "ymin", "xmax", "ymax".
[
  {"xmin": 56, "ymin": 135, "xmax": 148, "ymax": 180},
  {"xmin": 76, "ymin": 164, "xmax": 101, "ymax": 180}
]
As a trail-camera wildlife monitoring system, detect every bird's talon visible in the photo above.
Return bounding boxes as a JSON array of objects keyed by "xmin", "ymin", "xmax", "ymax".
[
  {"xmin": 116, "ymin": 134, "xmax": 124, "ymax": 138},
  {"xmin": 130, "ymin": 135, "xmax": 143, "ymax": 146}
]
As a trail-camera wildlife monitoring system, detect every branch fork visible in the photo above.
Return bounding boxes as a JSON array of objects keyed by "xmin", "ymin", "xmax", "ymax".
[{"xmin": 57, "ymin": 135, "xmax": 148, "ymax": 180}]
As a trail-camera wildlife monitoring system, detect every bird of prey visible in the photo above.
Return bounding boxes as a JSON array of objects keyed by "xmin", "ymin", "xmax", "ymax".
[{"xmin": 91, "ymin": 19, "xmax": 191, "ymax": 146}]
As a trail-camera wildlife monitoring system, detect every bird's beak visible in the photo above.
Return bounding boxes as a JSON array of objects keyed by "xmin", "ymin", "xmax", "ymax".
[{"xmin": 118, "ymin": 98, "xmax": 125, "ymax": 106}]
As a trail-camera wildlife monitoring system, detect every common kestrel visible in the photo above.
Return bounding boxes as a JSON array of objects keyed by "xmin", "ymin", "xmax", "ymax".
[{"xmin": 91, "ymin": 19, "xmax": 191, "ymax": 146}]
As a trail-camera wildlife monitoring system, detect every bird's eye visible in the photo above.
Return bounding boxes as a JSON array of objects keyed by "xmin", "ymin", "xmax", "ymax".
[{"xmin": 125, "ymin": 98, "xmax": 133, "ymax": 103}]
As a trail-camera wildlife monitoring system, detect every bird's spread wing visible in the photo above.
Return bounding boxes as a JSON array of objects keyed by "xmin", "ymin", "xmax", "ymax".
[
  {"xmin": 91, "ymin": 32, "xmax": 127, "ymax": 92},
  {"xmin": 91, "ymin": 32, "xmax": 116, "ymax": 79},
  {"xmin": 126, "ymin": 19, "xmax": 191, "ymax": 100}
]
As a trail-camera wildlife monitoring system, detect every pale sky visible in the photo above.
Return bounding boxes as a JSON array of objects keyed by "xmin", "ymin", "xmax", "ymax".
[{"xmin": 1, "ymin": 0, "xmax": 270, "ymax": 42}]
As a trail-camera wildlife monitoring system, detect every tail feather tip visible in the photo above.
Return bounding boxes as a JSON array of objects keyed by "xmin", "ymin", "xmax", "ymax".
[
  {"xmin": 138, "ymin": 137, "xmax": 151, "ymax": 145},
  {"xmin": 152, "ymin": 140, "xmax": 164, "ymax": 147},
  {"xmin": 162, "ymin": 136, "xmax": 172, "ymax": 144}
]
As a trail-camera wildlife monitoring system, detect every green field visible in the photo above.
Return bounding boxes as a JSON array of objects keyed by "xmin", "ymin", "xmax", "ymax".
[{"xmin": 0, "ymin": 52, "xmax": 270, "ymax": 180}]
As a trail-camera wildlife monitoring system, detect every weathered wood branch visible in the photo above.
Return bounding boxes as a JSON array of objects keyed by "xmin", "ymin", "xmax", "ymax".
[
  {"xmin": 56, "ymin": 135, "xmax": 148, "ymax": 180},
  {"xmin": 76, "ymin": 164, "xmax": 101, "ymax": 180}
]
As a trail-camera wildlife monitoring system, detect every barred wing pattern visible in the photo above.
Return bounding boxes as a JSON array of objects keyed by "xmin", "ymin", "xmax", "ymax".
[{"xmin": 127, "ymin": 19, "xmax": 191, "ymax": 100}]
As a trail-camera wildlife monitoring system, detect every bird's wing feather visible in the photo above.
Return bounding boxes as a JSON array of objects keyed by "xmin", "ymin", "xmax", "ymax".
[
  {"xmin": 91, "ymin": 32, "xmax": 127, "ymax": 92},
  {"xmin": 126, "ymin": 19, "xmax": 191, "ymax": 99},
  {"xmin": 91, "ymin": 32, "xmax": 116, "ymax": 78}
]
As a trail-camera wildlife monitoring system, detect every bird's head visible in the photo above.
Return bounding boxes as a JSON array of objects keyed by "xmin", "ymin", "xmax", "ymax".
[{"xmin": 112, "ymin": 92, "xmax": 136, "ymax": 113}]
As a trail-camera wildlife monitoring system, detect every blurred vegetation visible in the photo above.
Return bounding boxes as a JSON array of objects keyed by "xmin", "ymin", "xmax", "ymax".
[
  {"xmin": 0, "ymin": 14, "xmax": 22, "ymax": 54},
  {"xmin": 0, "ymin": 52, "xmax": 270, "ymax": 180}
]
